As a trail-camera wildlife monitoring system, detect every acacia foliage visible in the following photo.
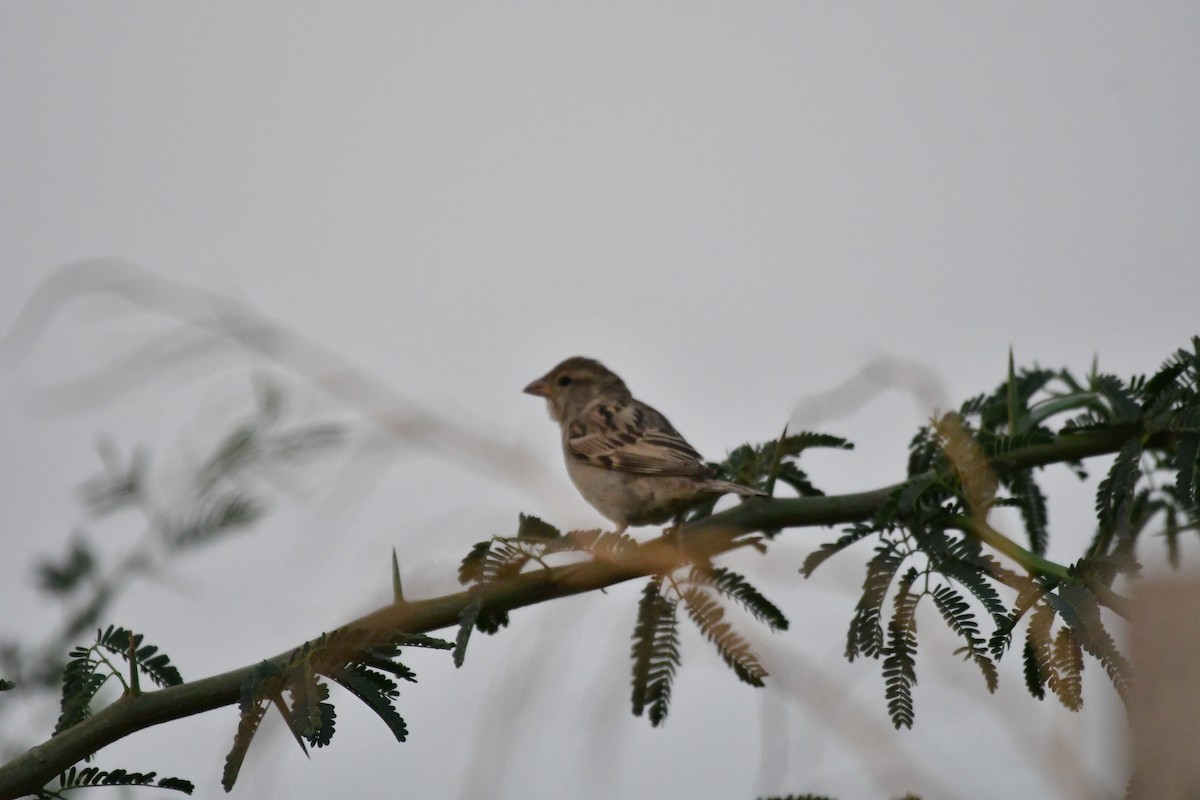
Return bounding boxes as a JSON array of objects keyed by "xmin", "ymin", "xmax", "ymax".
[
  {"xmin": 803, "ymin": 339, "xmax": 1200, "ymax": 727},
  {"xmin": 6, "ymin": 338, "xmax": 1200, "ymax": 796}
]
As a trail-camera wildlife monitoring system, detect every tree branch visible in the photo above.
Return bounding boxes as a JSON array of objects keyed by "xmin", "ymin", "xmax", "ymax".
[{"xmin": 0, "ymin": 428, "xmax": 1134, "ymax": 798}]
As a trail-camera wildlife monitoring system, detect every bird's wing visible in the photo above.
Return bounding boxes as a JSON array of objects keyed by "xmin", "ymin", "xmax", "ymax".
[{"xmin": 566, "ymin": 399, "xmax": 715, "ymax": 477}]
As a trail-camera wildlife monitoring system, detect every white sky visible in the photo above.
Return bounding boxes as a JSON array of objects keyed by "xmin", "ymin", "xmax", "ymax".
[{"xmin": 2, "ymin": 4, "xmax": 1199, "ymax": 799}]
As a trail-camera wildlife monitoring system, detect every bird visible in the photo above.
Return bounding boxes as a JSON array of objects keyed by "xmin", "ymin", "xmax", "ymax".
[{"xmin": 523, "ymin": 356, "xmax": 766, "ymax": 533}]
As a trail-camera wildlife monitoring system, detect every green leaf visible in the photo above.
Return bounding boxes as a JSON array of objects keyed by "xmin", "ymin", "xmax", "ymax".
[
  {"xmin": 516, "ymin": 513, "xmax": 561, "ymax": 541},
  {"xmin": 157, "ymin": 776, "xmax": 196, "ymax": 794},
  {"xmin": 222, "ymin": 700, "xmax": 266, "ymax": 791},
  {"xmin": 55, "ymin": 765, "xmax": 194, "ymax": 794},
  {"xmin": 690, "ymin": 566, "xmax": 789, "ymax": 632},
  {"xmin": 774, "ymin": 462, "xmax": 822, "ymax": 497},
  {"xmin": 1091, "ymin": 373, "xmax": 1141, "ymax": 422},
  {"xmin": 97, "ymin": 627, "xmax": 183, "ymax": 688},
  {"xmin": 1175, "ymin": 432, "xmax": 1200, "ymax": 509},
  {"xmin": 458, "ymin": 541, "xmax": 494, "ymax": 585},
  {"xmin": 166, "ymin": 492, "xmax": 263, "ymax": 549},
  {"xmin": 775, "ymin": 432, "xmax": 854, "ymax": 457},
  {"xmin": 894, "ymin": 473, "xmax": 941, "ymax": 518},
  {"xmin": 474, "ymin": 609, "xmax": 511, "ymax": 635},
  {"xmin": 1095, "ymin": 437, "xmax": 1143, "ymax": 541},
  {"xmin": 929, "ymin": 539, "xmax": 1008, "ymax": 628},
  {"xmin": 930, "ymin": 585, "xmax": 997, "ymax": 693},
  {"xmin": 630, "ymin": 577, "xmax": 681, "ymax": 726},
  {"xmin": 79, "ymin": 442, "xmax": 148, "ymax": 516},
  {"xmin": 679, "ymin": 587, "xmax": 768, "ymax": 687},
  {"xmin": 457, "ymin": 538, "xmax": 531, "ymax": 587},
  {"xmin": 989, "ymin": 579, "xmax": 1046, "ymax": 661},
  {"xmin": 882, "ymin": 568, "xmax": 920, "ymax": 729},
  {"xmin": 846, "ymin": 543, "xmax": 905, "ymax": 661},
  {"xmin": 454, "ymin": 590, "xmax": 482, "ymax": 668},
  {"xmin": 801, "ymin": 524, "xmax": 875, "ymax": 578},
  {"xmin": 1022, "ymin": 639, "xmax": 1046, "ymax": 701},
  {"xmin": 1005, "ymin": 469, "xmax": 1049, "ymax": 555},
  {"xmin": 1139, "ymin": 355, "xmax": 1190, "ymax": 410},
  {"xmin": 328, "ymin": 666, "xmax": 408, "ymax": 742},
  {"xmin": 36, "ymin": 537, "xmax": 95, "ymax": 595},
  {"xmin": 288, "ymin": 663, "xmax": 336, "ymax": 748},
  {"xmin": 56, "ymin": 646, "xmax": 109, "ymax": 734},
  {"xmin": 1053, "ymin": 584, "xmax": 1131, "ymax": 704},
  {"xmin": 1150, "ymin": 405, "xmax": 1200, "ymax": 434},
  {"xmin": 223, "ymin": 662, "xmax": 280, "ymax": 792}
]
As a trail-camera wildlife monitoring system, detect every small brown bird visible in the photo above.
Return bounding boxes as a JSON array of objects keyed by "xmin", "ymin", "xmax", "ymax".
[{"xmin": 524, "ymin": 357, "xmax": 766, "ymax": 533}]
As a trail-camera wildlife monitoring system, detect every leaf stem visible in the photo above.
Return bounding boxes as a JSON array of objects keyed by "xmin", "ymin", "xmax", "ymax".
[{"xmin": 948, "ymin": 515, "xmax": 1071, "ymax": 581}]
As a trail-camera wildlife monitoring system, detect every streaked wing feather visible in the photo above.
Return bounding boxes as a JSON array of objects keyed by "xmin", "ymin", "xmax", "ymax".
[{"xmin": 567, "ymin": 399, "xmax": 714, "ymax": 478}]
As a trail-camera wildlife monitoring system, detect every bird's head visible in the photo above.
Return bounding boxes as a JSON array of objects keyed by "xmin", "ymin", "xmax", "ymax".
[{"xmin": 523, "ymin": 356, "xmax": 630, "ymax": 422}]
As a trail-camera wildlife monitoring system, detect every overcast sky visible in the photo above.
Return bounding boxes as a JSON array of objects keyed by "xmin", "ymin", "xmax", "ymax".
[{"xmin": 3, "ymin": 5, "xmax": 1199, "ymax": 799}]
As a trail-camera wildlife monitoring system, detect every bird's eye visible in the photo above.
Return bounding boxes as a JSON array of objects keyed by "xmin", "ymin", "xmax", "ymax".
[{"xmin": 557, "ymin": 375, "xmax": 573, "ymax": 387}]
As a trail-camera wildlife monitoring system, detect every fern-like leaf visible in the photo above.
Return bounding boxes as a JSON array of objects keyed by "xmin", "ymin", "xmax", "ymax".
[
  {"xmin": 588, "ymin": 530, "xmax": 641, "ymax": 561},
  {"xmin": 1139, "ymin": 354, "xmax": 1190, "ymax": 411},
  {"xmin": 679, "ymin": 587, "xmax": 768, "ymax": 687},
  {"xmin": 36, "ymin": 537, "xmax": 96, "ymax": 595},
  {"xmin": 1006, "ymin": 469, "xmax": 1049, "ymax": 555},
  {"xmin": 882, "ymin": 568, "xmax": 920, "ymax": 729},
  {"xmin": 166, "ymin": 492, "xmax": 262, "ymax": 549},
  {"xmin": 690, "ymin": 566, "xmax": 789, "ymax": 631},
  {"xmin": 56, "ymin": 647, "xmax": 108, "ymax": 734},
  {"xmin": 457, "ymin": 541, "xmax": 493, "ymax": 585},
  {"xmin": 79, "ymin": 443, "xmax": 148, "ymax": 516},
  {"xmin": 288, "ymin": 663, "xmax": 336, "ymax": 747},
  {"xmin": 1021, "ymin": 640, "xmax": 1046, "ymax": 702},
  {"xmin": 97, "ymin": 626, "xmax": 183, "ymax": 688},
  {"xmin": 52, "ymin": 766, "xmax": 194, "ymax": 795},
  {"xmin": 453, "ymin": 590, "xmax": 483, "ymax": 668},
  {"xmin": 775, "ymin": 432, "xmax": 854, "ymax": 456},
  {"xmin": 222, "ymin": 662, "xmax": 281, "ymax": 792},
  {"xmin": 1023, "ymin": 601, "xmax": 1062, "ymax": 703},
  {"xmin": 1175, "ymin": 431, "xmax": 1200, "ymax": 509},
  {"xmin": 1051, "ymin": 627, "xmax": 1084, "ymax": 711},
  {"xmin": 328, "ymin": 666, "xmax": 408, "ymax": 742},
  {"xmin": 930, "ymin": 585, "xmax": 997, "ymax": 693},
  {"xmin": 774, "ymin": 462, "xmax": 821, "ymax": 497},
  {"xmin": 989, "ymin": 578, "xmax": 1046, "ymax": 661},
  {"xmin": 1150, "ymin": 404, "xmax": 1200, "ymax": 434},
  {"xmin": 516, "ymin": 513, "xmax": 561, "ymax": 541},
  {"xmin": 846, "ymin": 543, "xmax": 905, "ymax": 661},
  {"xmin": 1051, "ymin": 584, "xmax": 1131, "ymax": 704},
  {"xmin": 930, "ymin": 542, "xmax": 1008, "ymax": 629},
  {"xmin": 1092, "ymin": 373, "xmax": 1142, "ymax": 422},
  {"xmin": 1095, "ymin": 437, "xmax": 1143, "ymax": 540},
  {"xmin": 358, "ymin": 645, "xmax": 421, "ymax": 684},
  {"xmin": 801, "ymin": 524, "xmax": 876, "ymax": 578},
  {"xmin": 630, "ymin": 577, "xmax": 681, "ymax": 726}
]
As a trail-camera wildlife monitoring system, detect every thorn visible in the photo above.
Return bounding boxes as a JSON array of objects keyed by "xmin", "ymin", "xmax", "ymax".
[
  {"xmin": 128, "ymin": 630, "xmax": 141, "ymax": 697},
  {"xmin": 764, "ymin": 422, "xmax": 789, "ymax": 496},
  {"xmin": 271, "ymin": 691, "xmax": 310, "ymax": 759},
  {"xmin": 1007, "ymin": 347, "xmax": 1019, "ymax": 436},
  {"xmin": 392, "ymin": 547, "xmax": 405, "ymax": 605}
]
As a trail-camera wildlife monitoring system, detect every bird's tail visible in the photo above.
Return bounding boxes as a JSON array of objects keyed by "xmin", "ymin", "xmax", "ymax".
[{"xmin": 706, "ymin": 479, "xmax": 768, "ymax": 497}]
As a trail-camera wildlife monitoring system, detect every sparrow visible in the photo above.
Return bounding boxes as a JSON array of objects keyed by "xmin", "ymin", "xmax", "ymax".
[{"xmin": 524, "ymin": 357, "xmax": 766, "ymax": 533}]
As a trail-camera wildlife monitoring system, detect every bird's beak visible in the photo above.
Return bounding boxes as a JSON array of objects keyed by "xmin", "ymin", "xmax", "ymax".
[{"xmin": 523, "ymin": 378, "xmax": 551, "ymax": 397}]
